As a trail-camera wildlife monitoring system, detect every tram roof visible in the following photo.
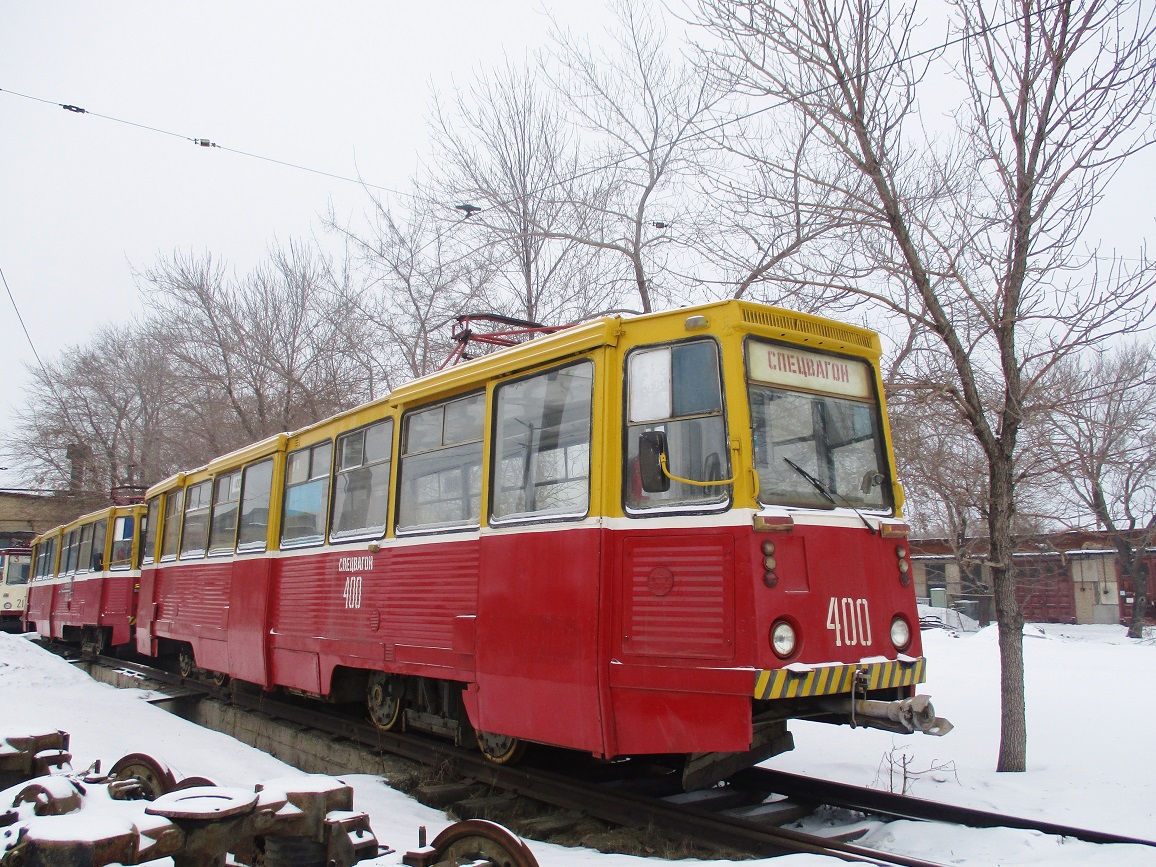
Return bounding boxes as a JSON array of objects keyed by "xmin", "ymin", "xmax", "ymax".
[{"xmin": 31, "ymin": 502, "xmax": 145, "ymax": 547}]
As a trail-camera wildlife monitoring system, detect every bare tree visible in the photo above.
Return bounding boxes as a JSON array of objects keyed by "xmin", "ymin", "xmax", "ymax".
[
  {"xmin": 329, "ymin": 202, "xmax": 495, "ymax": 383},
  {"xmin": 541, "ymin": 0, "xmax": 727, "ymax": 311},
  {"xmin": 427, "ymin": 61, "xmax": 619, "ymax": 325},
  {"xmin": 7, "ymin": 322, "xmax": 181, "ymax": 497},
  {"xmin": 1040, "ymin": 344, "xmax": 1156, "ymax": 637},
  {"xmin": 140, "ymin": 241, "xmax": 355, "ymax": 458},
  {"xmin": 697, "ymin": 0, "xmax": 1156, "ymax": 770}
]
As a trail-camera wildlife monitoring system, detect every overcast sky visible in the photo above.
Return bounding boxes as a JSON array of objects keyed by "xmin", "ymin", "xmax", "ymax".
[{"xmin": 0, "ymin": 1, "xmax": 613, "ymax": 481}]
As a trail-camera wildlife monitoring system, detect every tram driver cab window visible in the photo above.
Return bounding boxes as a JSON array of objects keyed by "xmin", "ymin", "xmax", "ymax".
[{"xmin": 625, "ymin": 339, "xmax": 730, "ymax": 512}]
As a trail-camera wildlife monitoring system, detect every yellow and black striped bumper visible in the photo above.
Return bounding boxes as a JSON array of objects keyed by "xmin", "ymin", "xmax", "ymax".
[{"xmin": 754, "ymin": 657, "xmax": 927, "ymax": 700}]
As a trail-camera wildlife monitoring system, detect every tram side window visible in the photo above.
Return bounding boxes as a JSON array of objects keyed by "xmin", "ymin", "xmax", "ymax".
[
  {"xmin": 33, "ymin": 538, "xmax": 57, "ymax": 579},
  {"xmin": 111, "ymin": 515, "xmax": 135, "ymax": 569},
  {"xmin": 332, "ymin": 419, "xmax": 393, "ymax": 541},
  {"xmin": 282, "ymin": 442, "xmax": 333, "ymax": 547},
  {"xmin": 142, "ymin": 499, "xmax": 160, "ymax": 565},
  {"xmin": 180, "ymin": 481, "xmax": 212, "ymax": 558},
  {"xmin": 492, "ymin": 362, "xmax": 594, "ymax": 522},
  {"xmin": 624, "ymin": 339, "xmax": 730, "ymax": 512},
  {"xmin": 161, "ymin": 488, "xmax": 185, "ymax": 561},
  {"xmin": 75, "ymin": 524, "xmax": 95, "ymax": 573},
  {"xmin": 397, "ymin": 393, "xmax": 484, "ymax": 532},
  {"xmin": 88, "ymin": 519, "xmax": 107, "ymax": 572},
  {"xmin": 237, "ymin": 459, "xmax": 274, "ymax": 552},
  {"xmin": 62, "ymin": 529, "xmax": 80, "ymax": 575},
  {"xmin": 209, "ymin": 471, "xmax": 242, "ymax": 555}
]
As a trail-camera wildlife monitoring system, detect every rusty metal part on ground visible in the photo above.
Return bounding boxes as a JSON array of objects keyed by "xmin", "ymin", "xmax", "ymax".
[
  {"xmin": 0, "ymin": 732, "xmax": 72, "ymax": 790},
  {"xmin": 402, "ymin": 819, "xmax": 540, "ymax": 867},
  {"xmin": 0, "ymin": 738, "xmax": 382, "ymax": 867}
]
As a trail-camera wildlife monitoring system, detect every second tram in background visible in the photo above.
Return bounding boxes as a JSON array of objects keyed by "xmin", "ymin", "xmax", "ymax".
[
  {"xmin": 1, "ymin": 547, "xmax": 32, "ymax": 633},
  {"xmin": 28, "ymin": 300, "xmax": 949, "ymax": 788},
  {"xmin": 25, "ymin": 505, "xmax": 144, "ymax": 652}
]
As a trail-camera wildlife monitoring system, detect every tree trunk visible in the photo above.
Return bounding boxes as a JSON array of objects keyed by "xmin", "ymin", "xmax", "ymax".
[
  {"xmin": 989, "ymin": 456, "xmax": 1026, "ymax": 772},
  {"xmin": 1126, "ymin": 553, "xmax": 1151, "ymax": 640}
]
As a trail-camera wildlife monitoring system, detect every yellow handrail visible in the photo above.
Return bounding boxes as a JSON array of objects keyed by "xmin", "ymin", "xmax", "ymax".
[{"xmin": 659, "ymin": 454, "xmax": 735, "ymax": 488}]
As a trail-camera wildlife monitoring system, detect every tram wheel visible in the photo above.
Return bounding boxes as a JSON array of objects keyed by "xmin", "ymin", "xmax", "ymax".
[
  {"xmin": 82, "ymin": 626, "xmax": 107, "ymax": 656},
  {"xmin": 366, "ymin": 671, "xmax": 404, "ymax": 730},
  {"xmin": 210, "ymin": 670, "xmax": 230, "ymax": 687},
  {"xmin": 108, "ymin": 752, "xmax": 178, "ymax": 800},
  {"xmin": 178, "ymin": 646, "xmax": 195, "ymax": 679},
  {"xmin": 475, "ymin": 730, "xmax": 526, "ymax": 765}
]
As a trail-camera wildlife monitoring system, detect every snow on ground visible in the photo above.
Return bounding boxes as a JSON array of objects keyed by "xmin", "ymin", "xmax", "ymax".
[{"xmin": 2, "ymin": 626, "xmax": 1154, "ymax": 866}]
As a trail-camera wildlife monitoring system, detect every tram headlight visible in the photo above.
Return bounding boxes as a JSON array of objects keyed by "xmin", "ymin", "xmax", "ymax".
[
  {"xmin": 890, "ymin": 616, "xmax": 912, "ymax": 651},
  {"xmin": 770, "ymin": 620, "xmax": 797, "ymax": 658}
]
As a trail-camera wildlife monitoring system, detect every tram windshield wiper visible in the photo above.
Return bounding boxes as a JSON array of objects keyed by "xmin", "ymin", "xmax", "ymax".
[
  {"xmin": 782, "ymin": 457, "xmax": 837, "ymax": 505},
  {"xmin": 782, "ymin": 457, "xmax": 877, "ymax": 534}
]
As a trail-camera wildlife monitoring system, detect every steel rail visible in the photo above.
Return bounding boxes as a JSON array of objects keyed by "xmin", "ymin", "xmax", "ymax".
[
  {"xmin": 732, "ymin": 767, "xmax": 1156, "ymax": 849},
  {"xmin": 84, "ymin": 652, "xmax": 1151, "ymax": 863},
  {"xmin": 87, "ymin": 654, "xmax": 945, "ymax": 866}
]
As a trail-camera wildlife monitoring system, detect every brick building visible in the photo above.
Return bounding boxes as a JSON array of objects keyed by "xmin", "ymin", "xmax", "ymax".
[
  {"xmin": 0, "ymin": 490, "xmax": 94, "ymax": 547},
  {"xmin": 910, "ymin": 530, "xmax": 1154, "ymax": 626}
]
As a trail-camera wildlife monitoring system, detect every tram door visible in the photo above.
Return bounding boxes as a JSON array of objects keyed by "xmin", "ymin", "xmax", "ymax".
[
  {"xmin": 473, "ymin": 359, "xmax": 606, "ymax": 754},
  {"xmin": 224, "ymin": 459, "xmax": 277, "ymax": 688}
]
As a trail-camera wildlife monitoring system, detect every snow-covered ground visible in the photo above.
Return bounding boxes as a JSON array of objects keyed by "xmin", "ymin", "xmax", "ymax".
[{"xmin": 2, "ymin": 625, "xmax": 1154, "ymax": 866}]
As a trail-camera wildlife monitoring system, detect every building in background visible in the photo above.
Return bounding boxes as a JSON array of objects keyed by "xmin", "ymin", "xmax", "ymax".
[
  {"xmin": 0, "ymin": 490, "xmax": 94, "ymax": 547},
  {"xmin": 910, "ymin": 531, "xmax": 1154, "ymax": 627}
]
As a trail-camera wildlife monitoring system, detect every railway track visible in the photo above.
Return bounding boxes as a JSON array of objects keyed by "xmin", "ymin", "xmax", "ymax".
[{"xmin": 55, "ymin": 646, "xmax": 1156, "ymax": 866}]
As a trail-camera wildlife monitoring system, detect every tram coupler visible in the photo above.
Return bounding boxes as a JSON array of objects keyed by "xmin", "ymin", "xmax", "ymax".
[{"xmin": 818, "ymin": 695, "xmax": 953, "ymax": 737}]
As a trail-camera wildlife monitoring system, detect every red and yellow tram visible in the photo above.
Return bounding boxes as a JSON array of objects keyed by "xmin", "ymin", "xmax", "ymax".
[
  {"xmin": 32, "ymin": 300, "xmax": 949, "ymax": 785},
  {"xmin": 27, "ymin": 505, "xmax": 144, "ymax": 652}
]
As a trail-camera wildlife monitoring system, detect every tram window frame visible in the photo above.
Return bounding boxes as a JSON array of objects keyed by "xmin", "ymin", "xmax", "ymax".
[
  {"xmin": 76, "ymin": 524, "xmax": 96, "ymax": 574},
  {"xmin": 180, "ymin": 481, "xmax": 212, "ymax": 559},
  {"xmin": 142, "ymin": 499, "xmax": 159, "ymax": 565},
  {"xmin": 33, "ymin": 537, "xmax": 57, "ymax": 580},
  {"xmin": 331, "ymin": 418, "xmax": 394, "ymax": 542},
  {"xmin": 88, "ymin": 519, "xmax": 107, "ymax": 572},
  {"xmin": 623, "ymin": 338, "xmax": 732, "ymax": 515},
  {"xmin": 5, "ymin": 553, "xmax": 30, "ymax": 585},
  {"xmin": 281, "ymin": 441, "xmax": 333, "ymax": 548},
  {"xmin": 490, "ymin": 360, "xmax": 594, "ymax": 525},
  {"xmin": 62, "ymin": 528, "xmax": 80, "ymax": 575},
  {"xmin": 208, "ymin": 470, "xmax": 242, "ymax": 555},
  {"xmin": 110, "ymin": 514, "xmax": 135, "ymax": 570},
  {"xmin": 237, "ymin": 458, "xmax": 275, "ymax": 553},
  {"xmin": 160, "ymin": 488, "xmax": 185, "ymax": 562},
  {"xmin": 744, "ymin": 337, "xmax": 892, "ymax": 512},
  {"xmin": 396, "ymin": 392, "xmax": 485, "ymax": 534}
]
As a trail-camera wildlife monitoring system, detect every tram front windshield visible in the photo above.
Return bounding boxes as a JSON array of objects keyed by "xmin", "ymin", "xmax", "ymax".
[
  {"xmin": 746, "ymin": 339, "xmax": 891, "ymax": 512},
  {"xmin": 2, "ymin": 553, "xmax": 30, "ymax": 585}
]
